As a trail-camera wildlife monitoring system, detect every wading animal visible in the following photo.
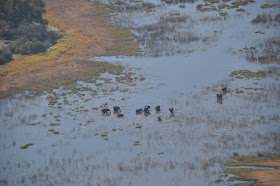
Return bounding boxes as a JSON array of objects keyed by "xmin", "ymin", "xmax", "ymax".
[
  {"xmin": 117, "ymin": 114, "xmax": 124, "ymax": 118},
  {"xmin": 136, "ymin": 109, "xmax": 143, "ymax": 114},
  {"xmin": 169, "ymin": 107, "xmax": 174, "ymax": 115},
  {"xmin": 217, "ymin": 94, "xmax": 223, "ymax": 100},
  {"xmin": 155, "ymin": 105, "xmax": 160, "ymax": 112},
  {"xmin": 102, "ymin": 108, "xmax": 111, "ymax": 115},
  {"xmin": 158, "ymin": 116, "xmax": 162, "ymax": 122},
  {"xmin": 113, "ymin": 106, "xmax": 121, "ymax": 113},
  {"xmin": 144, "ymin": 106, "xmax": 150, "ymax": 114},
  {"xmin": 221, "ymin": 87, "xmax": 227, "ymax": 93}
]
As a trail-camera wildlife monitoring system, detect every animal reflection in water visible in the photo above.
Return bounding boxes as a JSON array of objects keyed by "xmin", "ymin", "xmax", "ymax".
[{"xmin": 100, "ymin": 105, "xmax": 175, "ymax": 121}]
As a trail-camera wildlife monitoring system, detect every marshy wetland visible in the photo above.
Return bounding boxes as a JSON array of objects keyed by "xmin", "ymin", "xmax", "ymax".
[{"xmin": 1, "ymin": 0, "xmax": 280, "ymax": 185}]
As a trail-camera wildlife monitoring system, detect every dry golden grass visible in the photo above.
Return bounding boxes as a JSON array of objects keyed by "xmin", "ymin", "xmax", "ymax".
[
  {"xmin": 0, "ymin": 0, "xmax": 140, "ymax": 98},
  {"xmin": 225, "ymin": 155, "xmax": 280, "ymax": 185}
]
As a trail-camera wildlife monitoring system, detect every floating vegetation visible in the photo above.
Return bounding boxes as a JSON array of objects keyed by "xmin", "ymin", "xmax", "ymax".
[
  {"xmin": 244, "ymin": 87, "xmax": 264, "ymax": 91},
  {"xmin": 42, "ymin": 114, "xmax": 47, "ymax": 117},
  {"xmin": 48, "ymin": 129, "xmax": 55, "ymax": 132},
  {"xmin": 119, "ymin": 88, "xmax": 129, "ymax": 93},
  {"xmin": 101, "ymin": 132, "xmax": 108, "ymax": 137},
  {"xmin": 135, "ymin": 124, "xmax": 142, "ymax": 129},
  {"xmin": 95, "ymin": 83, "xmax": 103, "ymax": 86},
  {"xmin": 29, "ymin": 122, "xmax": 40, "ymax": 126},
  {"xmin": 219, "ymin": 12, "xmax": 228, "ymax": 16},
  {"xmin": 218, "ymin": 4, "xmax": 229, "ymax": 9},
  {"xmin": 197, "ymin": 0, "xmax": 254, "ymax": 13},
  {"xmin": 133, "ymin": 141, "xmax": 141, "ymax": 146},
  {"xmin": 235, "ymin": 90, "xmax": 244, "ymax": 94},
  {"xmin": 158, "ymin": 152, "xmax": 164, "ymax": 155},
  {"xmin": 54, "ymin": 115, "xmax": 61, "ymax": 118},
  {"xmin": 260, "ymin": 4, "xmax": 278, "ymax": 9},
  {"xmin": 197, "ymin": 4, "xmax": 218, "ymax": 12},
  {"xmin": 50, "ymin": 123, "xmax": 60, "ymax": 126},
  {"xmin": 229, "ymin": 70, "xmax": 266, "ymax": 79},
  {"xmin": 205, "ymin": 0, "xmax": 220, "ymax": 3},
  {"xmin": 112, "ymin": 129, "xmax": 117, "ymax": 132},
  {"xmin": 236, "ymin": 8, "xmax": 245, "ymax": 12},
  {"xmin": 20, "ymin": 143, "xmax": 33, "ymax": 149},
  {"xmin": 116, "ymin": 75, "xmax": 133, "ymax": 84},
  {"xmin": 255, "ymin": 31, "xmax": 265, "ymax": 34},
  {"xmin": 231, "ymin": 0, "xmax": 254, "ymax": 6},
  {"xmin": 53, "ymin": 131, "xmax": 60, "ymax": 135}
]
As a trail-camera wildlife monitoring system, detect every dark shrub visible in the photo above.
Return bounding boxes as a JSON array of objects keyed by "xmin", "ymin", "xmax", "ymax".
[
  {"xmin": 10, "ymin": 38, "xmax": 47, "ymax": 55},
  {"xmin": 275, "ymin": 14, "xmax": 280, "ymax": 22},
  {"xmin": 0, "ymin": 48, "xmax": 13, "ymax": 65}
]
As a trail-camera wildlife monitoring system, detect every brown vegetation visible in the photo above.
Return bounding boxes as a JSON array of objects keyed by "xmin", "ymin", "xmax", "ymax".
[
  {"xmin": 225, "ymin": 155, "xmax": 280, "ymax": 185},
  {"xmin": 0, "ymin": 0, "xmax": 139, "ymax": 98}
]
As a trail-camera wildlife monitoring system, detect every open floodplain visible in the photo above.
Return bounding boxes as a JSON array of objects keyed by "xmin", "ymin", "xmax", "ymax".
[{"xmin": 0, "ymin": 0, "xmax": 280, "ymax": 185}]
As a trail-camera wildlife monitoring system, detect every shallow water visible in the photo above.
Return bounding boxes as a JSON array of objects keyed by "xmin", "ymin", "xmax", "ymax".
[{"xmin": 1, "ymin": 0, "xmax": 280, "ymax": 185}]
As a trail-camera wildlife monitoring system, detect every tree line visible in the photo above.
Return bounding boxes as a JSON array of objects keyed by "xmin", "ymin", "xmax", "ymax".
[{"xmin": 0, "ymin": 0, "xmax": 60, "ymax": 65}]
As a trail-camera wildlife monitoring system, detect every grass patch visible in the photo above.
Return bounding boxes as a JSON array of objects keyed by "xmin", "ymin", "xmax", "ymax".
[
  {"xmin": 229, "ymin": 70, "xmax": 266, "ymax": 79},
  {"xmin": 29, "ymin": 122, "xmax": 41, "ymax": 126},
  {"xmin": 50, "ymin": 123, "xmax": 60, "ymax": 126},
  {"xmin": 20, "ymin": 143, "xmax": 34, "ymax": 149},
  {"xmin": 0, "ymin": 0, "xmax": 140, "ymax": 99},
  {"xmin": 224, "ymin": 154, "xmax": 280, "ymax": 184},
  {"xmin": 260, "ymin": 4, "xmax": 278, "ymax": 9},
  {"xmin": 53, "ymin": 131, "xmax": 60, "ymax": 135},
  {"xmin": 219, "ymin": 12, "xmax": 228, "ymax": 16}
]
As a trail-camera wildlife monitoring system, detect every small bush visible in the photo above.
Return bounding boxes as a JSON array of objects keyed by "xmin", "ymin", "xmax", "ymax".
[
  {"xmin": 10, "ymin": 38, "xmax": 48, "ymax": 55},
  {"xmin": 0, "ymin": 48, "xmax": 13, "ymax": 65}
]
